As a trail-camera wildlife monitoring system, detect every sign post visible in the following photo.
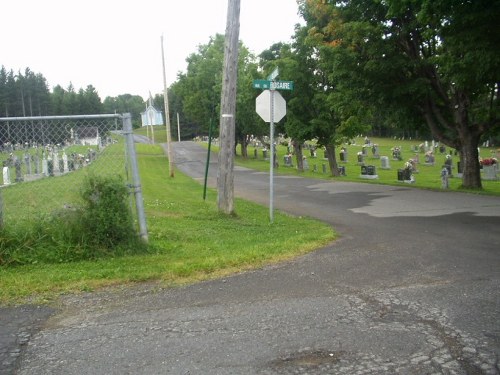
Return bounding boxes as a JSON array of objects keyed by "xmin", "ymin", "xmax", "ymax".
[{"xmin": 254, "ymin": 71, "xmax": 293, "ymax": 222}]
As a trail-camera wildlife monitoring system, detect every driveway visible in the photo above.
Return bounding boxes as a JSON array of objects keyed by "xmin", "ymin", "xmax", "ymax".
[{"xmin": 4, "ymin": 141, "xmax": 500, "ymax": 374}]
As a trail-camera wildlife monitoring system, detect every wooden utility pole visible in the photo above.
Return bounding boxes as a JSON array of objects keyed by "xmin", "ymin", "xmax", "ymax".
[
  {"xmin": 161, "ymin": 35, "xmax": 175, "ymax": 177},
  {"xmin": 217, "ymin": 0, "xmax": 241, "ymax": 214}
]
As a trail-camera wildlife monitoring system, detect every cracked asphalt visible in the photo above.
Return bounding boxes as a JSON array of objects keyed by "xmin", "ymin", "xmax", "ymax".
[{"xmin": 1, "ymin": 141, "xmax": 499, "ymax": 374}]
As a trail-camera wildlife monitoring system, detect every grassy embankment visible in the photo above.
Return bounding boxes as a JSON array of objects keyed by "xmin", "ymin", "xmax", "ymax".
[{"xmin": 0, "ymin": 142, "xmax": 335, "ymax": 305}]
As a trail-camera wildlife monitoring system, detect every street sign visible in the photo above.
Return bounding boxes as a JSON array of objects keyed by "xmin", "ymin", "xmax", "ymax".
[
  {"xmin": 252, "ymin": 79, "xmax": 294, "ymax": 91},
  {"xmin": 267, "ymin": 67, "xmax": 279, "ymax": 81},
  {"xmin": 270, "ymin": 80, "xmax": 294, "ymax": 91},
  {"xmin": 252, "ymin": 79, "xmax": 272, "ymax": 90},
  {"xmin": 256, "ymin": 90, "xmax": 287, "ymax": 123}
]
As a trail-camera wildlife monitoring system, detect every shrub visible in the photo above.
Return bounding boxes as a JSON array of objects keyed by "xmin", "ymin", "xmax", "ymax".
[
  {"xmin": 0, "ymin": 175, "xmax": 147, "ymax": 266},
  {"xmin": 79, "ymin": 174, "xmax": 136, "ymax": 249}
]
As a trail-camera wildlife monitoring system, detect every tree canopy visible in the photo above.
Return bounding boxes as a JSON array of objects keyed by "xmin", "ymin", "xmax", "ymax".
[{"xmin": 297, "ymin": 0, "xmax": 500, "ymax": 188}]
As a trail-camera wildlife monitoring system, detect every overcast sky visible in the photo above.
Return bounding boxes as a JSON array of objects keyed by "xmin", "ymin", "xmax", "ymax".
[{"xmin": 1, "ymin": 0, "xmax": 303, "ymax": 100}]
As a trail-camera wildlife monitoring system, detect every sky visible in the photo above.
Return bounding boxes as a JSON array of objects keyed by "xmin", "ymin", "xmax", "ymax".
[{"xmin": 1, "ymin": 0, "xmax": 303, "ymax": 101}]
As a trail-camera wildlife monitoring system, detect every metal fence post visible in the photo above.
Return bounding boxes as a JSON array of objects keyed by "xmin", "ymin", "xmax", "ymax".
[{"xmin": 123, "ymin": 113, "xmax": 149, "ymax": 242}]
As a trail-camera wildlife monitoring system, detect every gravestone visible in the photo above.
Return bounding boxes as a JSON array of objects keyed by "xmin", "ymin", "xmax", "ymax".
[
  {"xmin": 53, "ymin": 152, "xmax": 60, "ymax": 174},
  {"xmin": 303, "ymin": 157, "xmax": 309, "ymax": 170},
  {"xmin": 2, "ymin": 163, "xmax": 10, "ymax": 185},
  {"xmin": 441, "ymin": 167, "xmax": 449, "ymax": 189},
  {"xmin": 357, "ymin": 153, "xmax": 364, "ymax": 165},
  {"xmin": 380, "ymin": 156, "xmax": 390, "ymax": 169},
  {"xmin": 360, "ymin": 165, "xmax": 378, "ymax": 179},
  {"xmin": 63, "ymin": 152, "xmax": 69, "ymax": 172},
  {"xmin": 424, "ymin": 153, "xmax": 435, "ymax": 166},
  {"xmin": 42, "ymin": 156, "xmax": 48, "ymax": 176},
  {"xmin": 24, "ymin": 154, "xmax": 32, "ymax": 175}
]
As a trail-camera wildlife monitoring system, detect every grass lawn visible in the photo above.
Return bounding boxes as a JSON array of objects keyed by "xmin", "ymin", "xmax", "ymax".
[
  {"xmin": 0, "ymin": 143, "xmax": 335, "ymax": 305},
  {"xmin": 206, "ymin": 135, "xmax": 500, "ymax": 196}
]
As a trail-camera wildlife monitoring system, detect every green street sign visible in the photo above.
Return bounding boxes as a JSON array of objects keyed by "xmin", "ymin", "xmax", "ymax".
[
  {"xmin": 252, "ymin": 79, "xmax": 294, "ymax": 91},
  {"xmin": 270, "ymin": 80, "xmax": 294, "ymax": 91},
  {"xmin": 252, "ymin": 79, "xmax": 271, "ymax": 89}
]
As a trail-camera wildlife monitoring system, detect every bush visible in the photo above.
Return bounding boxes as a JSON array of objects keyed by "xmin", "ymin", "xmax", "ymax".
[
  {"xmin": 0, "ymin": 175, "xmax": 147, "ymax": 266},
  {"xmin": 79, "ymin": 174, "xmax": 136, "ymax": 248}
]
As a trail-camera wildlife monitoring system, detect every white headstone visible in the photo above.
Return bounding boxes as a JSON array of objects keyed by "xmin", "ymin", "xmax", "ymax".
[
  {"xmin": 53, "ymin": 152, "xmax": 60, "ymax": 174},
  {"xmin": 2, "ymin": 166, "xmax": 11, "ymax": 185},
  {"xmin": 42, "ymin": 158, "xmax": 48, "ymax": 176},
  {"xmin": 380, "ymin": 156, "xmax": 390, "ymax": 169},
  {"xmin": 63, "ymin": 152, "xmax": 69, "ymax": 172}
]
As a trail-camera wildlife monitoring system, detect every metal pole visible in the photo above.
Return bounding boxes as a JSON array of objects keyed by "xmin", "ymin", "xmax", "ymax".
[
  {"xmin": 203, "ymin": 118, "xmax": 213, "ymax": 200},
  {"xmin": 177, "ymin": 113, "xmax": 181, "ymax": 142},
  {"xmin": 161, "ymin": 35, "xmax": 175, "ymax": 177},
  {"xmin": 123, "ymin": 113, "xmax": 148, "ymax": 242},
  {"xmin": 270, "ymin": 89, "xmax": 275, "ymax": 223}
]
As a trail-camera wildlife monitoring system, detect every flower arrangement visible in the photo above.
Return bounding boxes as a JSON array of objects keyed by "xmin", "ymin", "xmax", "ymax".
[
  {"xmin": 480, "ymin": 158, "xmax": 497, "ymax": 166},
  {"xmin": 404, "ymin": 160, "xmax": 413, "ymax": 171}
]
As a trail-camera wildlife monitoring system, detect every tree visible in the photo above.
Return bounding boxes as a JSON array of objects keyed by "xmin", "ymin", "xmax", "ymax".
[
  {"xmin": 102, "ymin": 94, "xmax": 144, "ymax": 128},
  {"xmin": 175, "ymin": 34, "xmax": 225, "ymax": 135},
  {"xmin": 235, "ymin": 45, "xmax": 263, "ymax": 158},
  {"xmin": 299, "ymin": 0, "xmax": 500, "ymax": 189}
]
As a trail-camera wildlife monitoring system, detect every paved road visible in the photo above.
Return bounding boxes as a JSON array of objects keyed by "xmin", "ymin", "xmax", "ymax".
[{"xmin": 3, "ymin": 141, "xmax": 500, "ymax": 374}]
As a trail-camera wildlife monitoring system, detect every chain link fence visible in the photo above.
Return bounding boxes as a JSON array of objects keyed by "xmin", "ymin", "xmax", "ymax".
[{"xmin": 0, "ymin": 114, "xmax": 147, "ymax": 240}]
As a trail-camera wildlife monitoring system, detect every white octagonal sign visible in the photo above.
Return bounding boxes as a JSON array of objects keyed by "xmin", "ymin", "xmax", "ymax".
[{"xmin": 256, "ymin": 90, "xmax": 286, "ymax": 123}]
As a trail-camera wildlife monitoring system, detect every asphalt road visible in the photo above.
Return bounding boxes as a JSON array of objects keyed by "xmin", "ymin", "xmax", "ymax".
[{"xmin": 2, "ymin": 141, "xmax": 500, "ymax": 375}]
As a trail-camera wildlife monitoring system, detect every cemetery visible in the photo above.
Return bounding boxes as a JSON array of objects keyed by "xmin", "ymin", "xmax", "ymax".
[
  {"xmin": 211, "ymin": 135, "xmax": 499, "ymax": 193},
  {"xmin": 0, "ymin": 117, "xmax": 133, "ymax": 231}
]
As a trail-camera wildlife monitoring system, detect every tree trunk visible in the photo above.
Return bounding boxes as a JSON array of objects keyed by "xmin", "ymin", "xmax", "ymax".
[
  {"xmin": 460, "ymin": 132, "xmax": 482, "ymax": 189},
  {"xmin": 240, "ymin": 135, "xmax": 249, "ymax": 159},
  {"xmin": 292, "ymin": 139, "xmax": 304, "ymax": 171},
  {"xmin": 325, "ymin": 143, "xmax": 340, "ymax": 176}
]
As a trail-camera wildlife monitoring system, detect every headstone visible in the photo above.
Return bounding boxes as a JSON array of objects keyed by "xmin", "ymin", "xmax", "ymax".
[
  {"xmin": 2, "ymin": 164, "xmax": 10, "ymax": 185},
  {"xmin": 380, "ymin": 156, "xmax": 390, "ymax": 169},
  {"xmin": 441, "ymin": 167, "xmax": 449, "ymax": 189},
  {"xmin": 303, "ymin": 157, "xmax": 309, "ymax": 170},
  {"xmin": 53, "ymin": 152, "xmax": 60, "ymax": 174},
  {"xmin": 444, "ymin": 155, "xmax": 452, "ymax": 176},
  {"xmin": 42, "ymin": 156, "xmax": 48, "ymax": 176},
  {"xmin": 360, "ymin": 165, "xmax": 378, "ymax": 179},
  {"xmin": 254, "ymin": 148, "xmax": 258, "ymax": 159},
  {"xmin": 25, "ymin": 154, "xmax": 32, "ymax": 175},
  {"xmin": 392, "ymin": 147, "xmax": 402, "ymax": 160},
  {"xmin": 482, "ymin": 165, "xmax": 498, "ymax": 180},
  {"xmin": 63, "ymin": 152, "xmax": 69, "ymax": 172},
  {"xmin": 357, "ymin": 152, "xmax": 364, "ymax": 165},
  {"xmin": 424, "ymin": 153, "xmax": 435, "ymax": 166}
]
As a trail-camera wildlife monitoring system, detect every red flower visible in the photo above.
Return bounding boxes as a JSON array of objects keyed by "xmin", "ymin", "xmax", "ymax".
[{"xmin": 480, "ymin": 158, "xmax": 497, "ymax": 166}]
